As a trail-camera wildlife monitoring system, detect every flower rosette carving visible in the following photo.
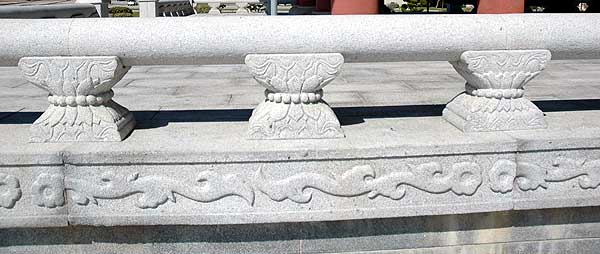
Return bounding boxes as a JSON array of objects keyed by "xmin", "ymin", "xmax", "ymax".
[
  {"xmin": 0, "ymin": 173, "xmax": 22, "ymax": 209},
  {"xmin": 488, "ymin": 160, "xmax": 517, "ymax": 193},
  {"xmin": 245, "ymin": 54, "xmax": 345, "ymax": 139},
  {"xmin": 32, "ymin": 173, "xmax": 65, "ymax": 208}
]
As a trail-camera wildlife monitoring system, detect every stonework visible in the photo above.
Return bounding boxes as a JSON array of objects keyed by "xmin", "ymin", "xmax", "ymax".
[
  {"xmin": 443, "ymin": 50, "xmax": 551, "ymax": 132},
  {"xmin": 245, "ymin": 53, "xmax": 345, "ymax": 139},
  {"xmin": 18, "ymin": 56, "xmax": 135, "ymax": 142},
  {"xmin": 5, "ymin": 148, "xmax": 600, "ymax": 226}
]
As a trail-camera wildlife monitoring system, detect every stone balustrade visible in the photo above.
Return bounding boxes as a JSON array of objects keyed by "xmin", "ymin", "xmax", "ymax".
[
  {"xmin": 194, "ymin": 0, "xmax": 261, "ymax": 14},
  {"xmin": 139, "ymin": 0, "xmax": 195, "ymax": 17},
  {"xmin": 0, "ymin": 3, "xmax": 99, "ymax": 18},
  {"xmin": 0, "ymin": 14, "xmax": 599, "ymax": 141},
  {"xmin": 3, "ymin": 15, "xmax": 600, "ymax": 252}
]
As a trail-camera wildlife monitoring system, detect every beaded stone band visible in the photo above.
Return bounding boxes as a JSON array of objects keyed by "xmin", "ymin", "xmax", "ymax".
[
  {"xmin": 265, "ymin": 90, "xmax": 323, "ymax": 104},
  {"xmin": 47, "ymin": 90, "xmax": 114, "ymax": 107},
  {"xmin": 469, "ymin": 89, "xmax": 525, "ymax": 99}
]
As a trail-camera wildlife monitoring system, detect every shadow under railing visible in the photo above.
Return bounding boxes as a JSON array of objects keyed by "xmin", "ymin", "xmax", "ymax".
[{"xmin": 2, "ymin": 98, "xmax": 600, "ymax": 128}]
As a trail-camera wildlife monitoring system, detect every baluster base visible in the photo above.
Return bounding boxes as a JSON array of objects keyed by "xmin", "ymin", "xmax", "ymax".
[
  {"xmin": 443, "ymin": 50, "xmax": 551, "ymax": 132},
  {"xmin": 443, "ymin": 92, "xmax": 546, "ymax": 132},
  {"xmin": 30, "ymin": 98, "xmax": 136, "ymax": 143},
  {"xmin": 248, "ymin": 99, "xmax": 344, "ymax": 140}
]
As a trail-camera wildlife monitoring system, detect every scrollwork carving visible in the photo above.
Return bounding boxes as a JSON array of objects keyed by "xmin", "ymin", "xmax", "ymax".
[
  {"xmin": 254, "ymin": 162, "xmax": 482, "ymax": 203},
  {"xmin": 31, "ymin": 171, "xmax": 254, "ymax": 209},
  {"xmin": 487, "ymin": 156, "xmax": 600, "ymax": 192},
  {"xmin": 66, "ymin": 171, "xmax": 254, "ymax": 209}
]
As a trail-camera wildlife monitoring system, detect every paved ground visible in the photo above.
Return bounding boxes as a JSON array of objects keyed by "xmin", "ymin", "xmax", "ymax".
[{"xmin": 1, "ymin": 60, "xmax": 600, "ymax": 124}]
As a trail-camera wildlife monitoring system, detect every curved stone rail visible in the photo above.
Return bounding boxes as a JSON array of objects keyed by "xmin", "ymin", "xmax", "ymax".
[{"xmin": 0, "ymin": 14, "xmax": 600, "ymax": 66}]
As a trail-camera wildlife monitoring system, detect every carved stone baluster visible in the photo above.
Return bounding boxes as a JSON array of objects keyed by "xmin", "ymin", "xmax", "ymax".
[
  {"xmin": 443, "ymin": 50, "xmax": 551, "ymax": 132},
  {"xmin": 18, "ymin": 56, "xmax": 136, "ymax": 142},
  {"xmin": 235, "ymin": 2, "xmax": 250, "ymax": 13},
  {"xmin": 245, "ymin": 53, "xmax": 345, "ymax": 139},
  {"xmin": 208, "ymin": 2, "xmax": 221, "ymax": 14}
]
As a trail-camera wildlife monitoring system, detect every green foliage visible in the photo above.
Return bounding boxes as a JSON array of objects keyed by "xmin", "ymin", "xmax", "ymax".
[
  {"xmin": 110, "ymin": 6, "xmax": 133, "ymax": 14},
  {"xmin": 195, "ymin": 3, "xmax": 211, "ymax": 13},
  {"xmin": 401, "ymin": 0, "xmax": 426, "ymax": 12},
  {"xmin": 112, "ymin": 12, "xmax": 133, "ymax": 17}
]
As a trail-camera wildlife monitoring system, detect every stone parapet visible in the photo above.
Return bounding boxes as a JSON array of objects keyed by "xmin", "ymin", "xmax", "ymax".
[{"xmin": 2, "ymin": 110, "xmax": 600, "ymax": 228}]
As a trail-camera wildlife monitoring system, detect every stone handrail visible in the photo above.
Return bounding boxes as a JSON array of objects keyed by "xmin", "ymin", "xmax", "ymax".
[
  {"xmin": 0, "ymin": 3, "xmax": 99, "ymax": 18},
  {"xmin": 0, "ymin": 14, "xmax": 598, "ymax": 66},
  {"xmin": 194, "ymin": 0, "xmax": 260, "ymax": 14}
]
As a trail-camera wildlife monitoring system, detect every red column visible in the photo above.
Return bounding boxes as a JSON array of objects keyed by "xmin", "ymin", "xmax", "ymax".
[
  {"xmin": 331, "ymin": 0, "xmax": 378, "ymax": 15},
  {"xmin": 297, "ymin": 0, "xmax": 315, "ymax": 6},
  {"xmin": 315, "ymin": 0, "xmax": 331, "ymax": 12},
  {"xmin": 477, "ymin": 0, "xmax": 524, "ymax": 14}
]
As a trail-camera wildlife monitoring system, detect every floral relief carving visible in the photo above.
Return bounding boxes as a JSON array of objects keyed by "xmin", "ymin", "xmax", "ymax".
[
  {"xmin": 26, "ymin": 156, "xmax": 600, "ymax": 210},
  {"xmin": 487, "ymin": 157, "xmax": 600, "ymax": 193},
  {"xmin": 454, "ymin": 50, "xmax": 551, "ymax": 90},
  {"xmin": 18, "ymin": 56, "xmax": 134, "ymax": 142},
  {"xmin": 0, "ymin": 173, "xmax": 22, "ymax": 209},
  {"xmin": 254, "ymin": 162, "xmax": 482, "ymax": 203},
  {"xmin": 65, "ymin": 171, "xmax": 254, "ymax": 209},
  {"xmin": 245, "ymin": 53, "xmax": 345, "ymax": 139},
  {"xmin": 31, "ymin": 171, "xmax": 254, "ymax": 209},
  {"xmin": 517, "ymin": 157, "xmax": 600, "ymax": 191},
  {"xmin": 32, "ymin": 173, "xmax": 65, "ymax": 208},
  {"xmin": 488, "ymin": 159, "xmax": 516, "ymax": 194}
]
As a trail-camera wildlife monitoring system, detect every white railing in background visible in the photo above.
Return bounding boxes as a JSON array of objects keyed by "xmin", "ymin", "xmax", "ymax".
[
  {"xmin": 158, "ymin": 0, "xmax": 195, "ymax": 16},
  {"xmin": 194, "ymin": 0, "xmax": 260, "ymax": 14},
  {"xmin": 139, "ymin": 0, "xmax": 194, "ymax": 17},
  {"xmin": 76, "ymin": 0, "xmax": 109, "ymax": 17}
]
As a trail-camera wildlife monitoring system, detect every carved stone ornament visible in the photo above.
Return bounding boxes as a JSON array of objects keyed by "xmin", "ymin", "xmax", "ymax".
[
  {"xmin": 25, "ymin": 156, "xmax": 600, "ymax": 209},
  {"xmin": 18, "ymin": 56, "xmax": 135, "ymax": 142},
  {"xmin": 0, "ymin": 173, "xmax": 22, "ymax": 209},
  {"xmin": 443, "ymin": 50, "xmax": 551, "ymax": 132},
  {"xmin": 32, "ymin": 171, "xmax": 254, "ymax": 209},
  {"xmin": 254, "ymin": 162, "xmax": 483, "ymax": 203},
  {"xmin": 487, "ymin": 157, "xmax": 600, "ymax": 193},
  {"xmin": 245, "ymin": 53, "xmax": 345, "ymax": 140}
]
